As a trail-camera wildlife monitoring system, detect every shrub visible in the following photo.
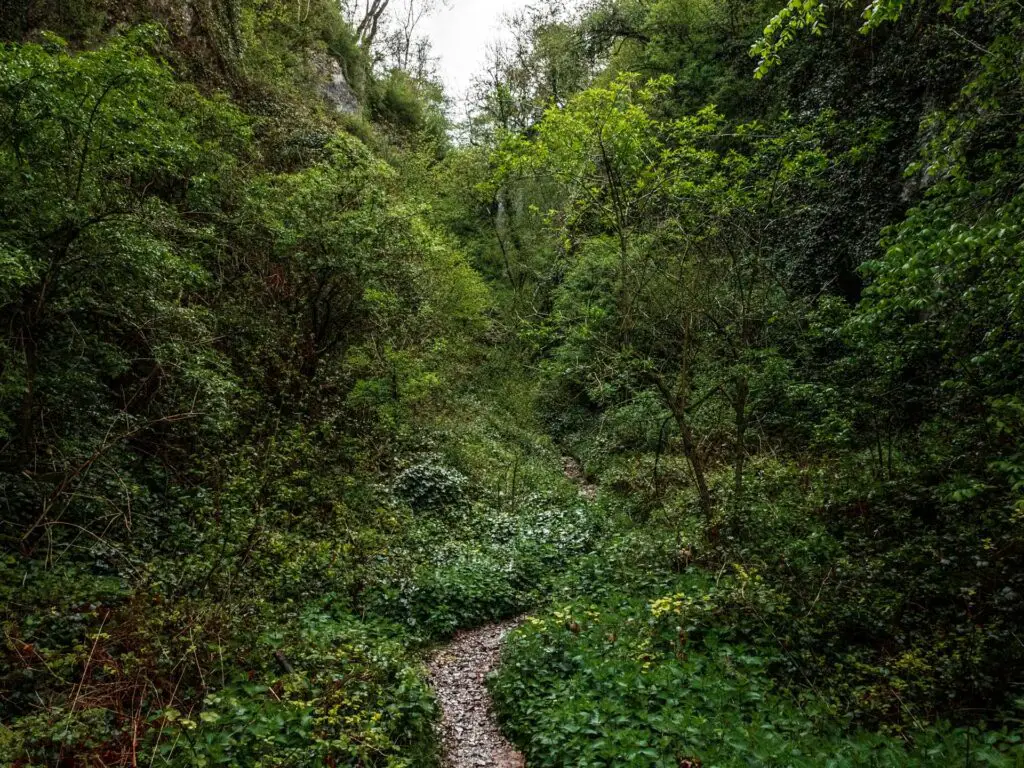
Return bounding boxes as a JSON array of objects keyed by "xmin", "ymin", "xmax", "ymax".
[{"xmin": 393, "ymin": 461, "xmax": 469, "ymax": 514}]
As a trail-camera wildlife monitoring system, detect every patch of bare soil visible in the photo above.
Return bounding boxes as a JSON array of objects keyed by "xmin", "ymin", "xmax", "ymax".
[{"xmin": 427, "ymin": 618, "xmax": 526, "ymax": 768}]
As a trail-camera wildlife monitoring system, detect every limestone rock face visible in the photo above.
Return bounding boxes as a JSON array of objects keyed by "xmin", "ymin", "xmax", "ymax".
[{"xmin": 322, "ymin": 59, "xmax": 361, "ymax": 115}]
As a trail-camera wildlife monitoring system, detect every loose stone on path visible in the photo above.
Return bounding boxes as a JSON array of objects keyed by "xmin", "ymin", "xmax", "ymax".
[{"xmin": 427, "ymin": 618, "xmax": 525, "ymax": 768}]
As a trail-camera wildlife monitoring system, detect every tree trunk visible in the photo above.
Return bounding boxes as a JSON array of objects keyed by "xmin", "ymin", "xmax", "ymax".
[
  {"xmin": 674, "ymin": 408, "xmax": 714, "ymax": 526},
  {"xmin": 650, "ymin": 373, "xmax": 714, "ymax": 528}
]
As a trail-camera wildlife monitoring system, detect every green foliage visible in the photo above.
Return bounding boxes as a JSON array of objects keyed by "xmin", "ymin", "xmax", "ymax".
[
  {"xmin": 0, "ymin": 27, "xmax": 245, "ymax": 522},
  {"xmin": 0, "ymin": 15, "xmax": 495, "ymax": 766},
  {"xmin": 4, "ymin": 0, "xmax": 1024, "ymax": 763},
  {"xmin": 394, "ymin": 460, "xmax": 469, "ymax": 513},
  {"xmin": 152, "ymin": 611, "xmax": 437, "ymax": 768},
  {"xmin": 581, "ymin": 0, "xmax": 772, "ymax": 116},
  {"xmin": 370, "ymin": 69, "xmax": 448, "ymax": 146},
  {"xmin": 474, "ymin": 0, "xmax": 1024, "ymax": 756},
  {"xmin": 362, "ymin": 385, "xmax": 607, "ymax": 640},
  {"xmin": 493, "ymin": 569, "xmax": 1024, "ymax": 766}
]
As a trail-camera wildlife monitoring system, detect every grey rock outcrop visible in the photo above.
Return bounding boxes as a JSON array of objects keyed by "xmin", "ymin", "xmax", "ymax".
[{"xmin": 321, "ymin": 58, "xmax": 361, "ymax": 115}]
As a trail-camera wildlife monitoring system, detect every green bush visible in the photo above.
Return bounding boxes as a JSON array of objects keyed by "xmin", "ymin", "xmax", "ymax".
[
  {"xmin": 393, "ymin": 461, "xmax": 469, "ymax": 514},
  {"xmin": 151, "ymin": 611, "xmax": 437, "ymax": 768}
]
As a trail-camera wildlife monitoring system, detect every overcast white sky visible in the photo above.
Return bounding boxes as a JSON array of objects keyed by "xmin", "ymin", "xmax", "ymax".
[{"xmin": 421, "ymin": 0, "xmax": 534, "ymax": 102}]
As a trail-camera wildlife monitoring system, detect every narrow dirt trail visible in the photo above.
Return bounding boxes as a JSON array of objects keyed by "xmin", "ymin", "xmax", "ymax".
[
  {"xmin": 426, "ymin": 458, "xmax": 593, "ymax": 766},
  {"xmin": 427, "ymin": 617, "xmax": 525, "ymax": 768}
]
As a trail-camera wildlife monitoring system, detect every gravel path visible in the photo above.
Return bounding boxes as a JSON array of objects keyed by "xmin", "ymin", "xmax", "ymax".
[{"xmin": 428, "ymin": 618, "xmax": 526, "ymax": 768}]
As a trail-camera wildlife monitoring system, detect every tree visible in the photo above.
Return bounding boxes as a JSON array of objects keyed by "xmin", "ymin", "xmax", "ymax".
[
  {"xmin": 0, "ymin": 28, "xmax": 243, "ymax": 524},
  {"xmin": 467, "ymin": 1, "xmax": 594, "ymax": 143},
  {"xmin": 498, "ymin": 74, "xmax": 829, "ymax": 524}
]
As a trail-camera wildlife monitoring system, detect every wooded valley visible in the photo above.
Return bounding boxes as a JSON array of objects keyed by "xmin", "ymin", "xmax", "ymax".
[{"xmin": 1, "ymin": 0, "xmax": 1022, "ymax": 764}]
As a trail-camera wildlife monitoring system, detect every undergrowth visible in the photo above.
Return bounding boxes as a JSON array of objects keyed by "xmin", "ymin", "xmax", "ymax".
[
  {"xmin": 490, "ymin": 461, "xmax": 1024, "ymax": 766},
  {"xmin": 0, "ymin": 358, "xmax": 601, "ymax": 766}
]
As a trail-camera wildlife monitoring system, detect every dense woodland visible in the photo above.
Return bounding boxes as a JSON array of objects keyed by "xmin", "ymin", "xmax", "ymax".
[{"xmin": 1, "ymin": 0, "xmax": 1022, "ymax": 764}]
